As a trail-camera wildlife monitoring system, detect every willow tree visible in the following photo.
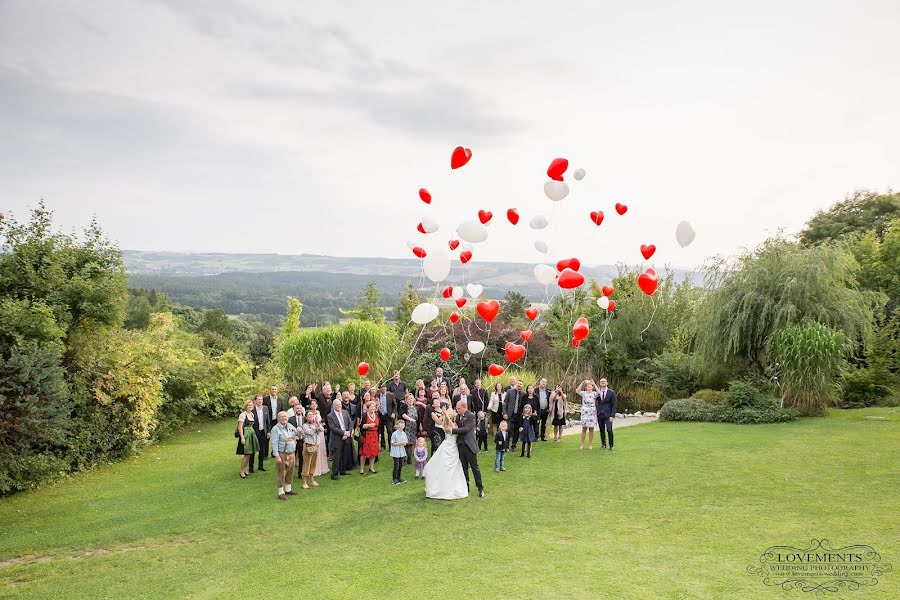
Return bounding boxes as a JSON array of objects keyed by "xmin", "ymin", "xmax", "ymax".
[
  {"xmin": 694, "ymin": 238, "xmax": 878, "ymax": 369},
  {"xmin": 275, "ymin": 319, "xmax": 398, "ymax": 388}
]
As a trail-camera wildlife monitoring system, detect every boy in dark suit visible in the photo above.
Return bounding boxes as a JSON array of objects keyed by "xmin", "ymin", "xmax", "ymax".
[{"xmin": 476, "ymin": 410, "xmax": 488, "ymax": 452}]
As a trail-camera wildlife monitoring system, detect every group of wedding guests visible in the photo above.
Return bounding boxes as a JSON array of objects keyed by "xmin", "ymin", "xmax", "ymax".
[{"xmin": 235, "ymin": 368, "xmax": 618, "ymax": 500}]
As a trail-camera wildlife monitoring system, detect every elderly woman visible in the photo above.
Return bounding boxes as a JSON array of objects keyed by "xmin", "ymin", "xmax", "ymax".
[
  {"xmin": 576, "ymin": 380, "xmax": 600, "ymax": 450},
  {"xmin": 236, "ymin": 399, "xmax": 259, "ymax": 478},
  {"xmin": 270, "ymin": 411, "xmax": 300, "ymax": 499},
  {"xmin": 359, "ymin": 399, "xmax": 380, "ymax": 474},
  {"xmin": 300, "ymin": 409, "xmax": 324, "ymax": 489}
]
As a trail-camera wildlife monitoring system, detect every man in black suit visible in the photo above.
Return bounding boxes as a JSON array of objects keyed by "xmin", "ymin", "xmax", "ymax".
[
  {"xmin": 471, "ymin": 379, "xmax": 487, "ymax": 414},
  {"xmin": 263, "ymin": 385, "xmax": 284, "ymax": 430},
  {"xmin": 386, "ymin": 371, "xmax": 407, "ymax": 406},
  {"xmin": 375, "ymin": 382, "xmax": 397, "ymax": 450},
  {"xmin": 596, "ymin": 378, "xmax": 618, "ymax": 451},
  {"xmin": 326, "ymin": 399, "xmax": 352, "ymax": 479},
  {"xmin": 433, "ymin": 367, "xmax": 445, "ymax": 388},
  {"xmin": 503, "ymin": 381, "xmax": 524, "ymax": 452},
  {"xmin": 452, "ymin": 384, "xmax": 472, "ymax": 412},
  {"xmin": 536, "ymin": 377, "xmax": 551, "ymax": 441},
  {"xmin": 251, "ymin": 394, "xmax": 271, "ymax": 472},
  {"xmin": 451, "ymin": 399, "xmax": 484, "ymax": 497}
]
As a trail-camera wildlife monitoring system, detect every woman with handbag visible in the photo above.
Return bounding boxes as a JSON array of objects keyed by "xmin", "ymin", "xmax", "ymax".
[
  {"xmin": 236, "ymin": 399, "xmax": 259, "ymax": 478},
  {"xmin": 300, "ymin": 409, "xmax": 324, "ymax": 488}
]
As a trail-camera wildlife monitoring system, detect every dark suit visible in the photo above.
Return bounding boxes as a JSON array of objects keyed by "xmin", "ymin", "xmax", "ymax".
[
  {"xmin": 251, "ymin": 404, "xmax": 271, "ymax": 471},
  {"xmin": 386, "ymin": 380, "xmax": 408, "ymax": 404},
  {"xmin": 536, "ymin": 387, "xmax": 551, "ymax": 440},
  {"xmin": 471, "ymin": 387, "xmax": 487, "ymax": 414},
  {"xmin": 476, "ymin": 416, "xmax": 488, "ymax": 451},
  {"xmin": 375, "ymin": 391, "xmax": 397, "ymax": 449},
  {"xmin": 494, "ymin": 430, "xmax": 510, "ymax": 451},
  {"xmin": 596, "ymin": 388, "xmax": 618, "ymax": 448},
  {"xmin": 326, "ymin": 409, "xmax": 352, "ymax": 479},
  {"xmin": 454, "ymin": 410, "xmax": 483, "ymax": 493},
  {"xmin": 263, "ymin": 396, "xmax": 284, "ymax": 429},
  {"xmin": 503, "ymin": 388, "xmax": 523, "ymax": 449}
]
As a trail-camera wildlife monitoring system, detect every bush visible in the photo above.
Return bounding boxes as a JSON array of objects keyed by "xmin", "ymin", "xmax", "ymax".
[
  {"xmin": 659, "ymin": 398, "xmax": 798, "ymax": 424},
  {"xmin": 691, "ymin": 389, "xmax": 729, "ymax": 405},
  {"xmin": 840, "ymin": 367, "xmax": 895, "ymax": 407},
  {"xmin": 616, "ymin": 382, "xmax": 665, "ymax": 413},
  {"xmin": 653, "ymin": 352, "xmax": 702, "ymax": 399},
  {"xmin": 726, "ymin": 380, "xmax": 764, "ymax": 409}
]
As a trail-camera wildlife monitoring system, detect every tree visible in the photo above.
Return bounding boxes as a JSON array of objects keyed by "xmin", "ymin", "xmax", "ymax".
[
  {"xmin": 343, "ymin": 281, "xmax": 385, "ymax": 324},
  {"xmin": 393, "ymin": 282, "xmax": 421, "ymax": 335},
  {"xmin": 694, "ymin": 238, "xmax": 879, "ymax": 370},
  {"xmin": 500, "ymin": 291, "xmax": 529, "ymax": 322},
  {"xmin": 799, "ymin": 190, "xmax": 900, "ymax": 245}
]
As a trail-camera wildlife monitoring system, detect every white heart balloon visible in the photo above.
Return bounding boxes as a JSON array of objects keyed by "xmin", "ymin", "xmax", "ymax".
[
  {"xmin": 534, "ymin": 240, "xmax": 549, "ymax": 254},
  {"xmin": 423, "ymin": 248, "xmax": 450, "ymax": 283},
  {"xmin": 675, "ymin": 220, "xmax": 696, "ymax": 247},
  {"xmin": 411, "ymin": 302, "xmax": 439, "ymax": 325},
  {"xmin": 466, "ymin": 283, "xmax": 483, "ymax": 298},
  {"xmin": 597, "ymin": 296, "xmax": 610, "ymax": 310},
  {"xmin": 573, "ymin": 168, "xmax": 586, "ymax": 181},
  {"xmin": 467, "ymin": 340, "xmax": 485, "ymax": 354},
  {"xmin": 457, "ymin": 219, "xmax": 489, "ymax": 243},
  {"xmin": 451, "ymin": 286, "xmax": 464, "ymax": 300},
  {"xmin": 529, "ymin": 214, "xmax": 549, "ymax": 230},
  {"xmin": 543, "ymin": 180, "xmax": 570, "ymax": 202},
  {"xmin": 534, "ymin": 264, "xmax": 556, "ymax": 285},
  {"xmin": 421, "ymin": 215, "xmax": 440, "ymax": 234}
]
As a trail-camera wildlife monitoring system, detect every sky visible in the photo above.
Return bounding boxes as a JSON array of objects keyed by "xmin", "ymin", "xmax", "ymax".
[{"xmin": 1, "ymin": 0, "xmax": 899, "ymax": 269}]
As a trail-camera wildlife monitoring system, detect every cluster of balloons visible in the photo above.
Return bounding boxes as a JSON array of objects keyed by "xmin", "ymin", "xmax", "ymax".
[{"xmin": 376, "ymin": 145, "xmax": 699, "ymax": 379}]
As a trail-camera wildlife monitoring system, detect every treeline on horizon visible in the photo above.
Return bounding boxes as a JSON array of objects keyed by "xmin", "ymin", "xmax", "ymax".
[{"xmin": 0, "ymin": 190, "xmax": 897, "ymax": 496}]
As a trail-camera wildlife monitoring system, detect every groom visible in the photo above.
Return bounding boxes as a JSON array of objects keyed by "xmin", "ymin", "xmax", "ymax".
[{"xmin": 449, "ymin": 400, "xmax": 485, "ymax": 498}]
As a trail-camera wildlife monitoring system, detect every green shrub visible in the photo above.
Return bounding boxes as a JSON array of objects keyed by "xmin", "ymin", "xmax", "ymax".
[
  {"xmin": 616, "ymin": 382, "xmax": 665, "ymax": 413},
  {"xmin": 659, "ymin": 398, "xmax": 798, "ymax": 424},
  {"xmin": 727, "ymin": 380, "xmax": 764, "ymax": 409},
  {"xmin": 691, "ymin": 389, "xmax": 729, "ymax": 404},
  {"xmin": 771, "ymin": 322, "xmax": 847, "ymax": 415},
  {"xmin": 840, "ymin": 367, "xmax": 895, "ymax": 407},
  {"xmin": 653, "ymin": 352, "xmax": 702, "ymax": 399}
]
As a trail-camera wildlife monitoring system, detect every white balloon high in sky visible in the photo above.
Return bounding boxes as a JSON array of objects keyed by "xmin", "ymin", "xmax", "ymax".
[
  {"xmin": 675, "ymin": 221, "xmax": 696, "ymax": 247},
  {"xmin": 543, "ymin": 180, "xmax": 570, "ymax": 202},
  {"xmin": 422, "ymin": 248, "xmax": 450, "ymax": 282},
  {"xmin": 411, "ymin": 302, "xmax": 439, "ymax": 325},
  {"xmin": 457, "ymin": 220, "xmax": 489, "ymax": 244},
  {"xmin": 529, "ymin": 214, "xmax": 549, "ymax": 230}
]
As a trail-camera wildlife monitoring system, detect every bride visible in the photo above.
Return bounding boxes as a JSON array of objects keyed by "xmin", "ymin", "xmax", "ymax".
[{"xmin": 424, "ymin": 408, "xmax": 468, "ymax": 500}]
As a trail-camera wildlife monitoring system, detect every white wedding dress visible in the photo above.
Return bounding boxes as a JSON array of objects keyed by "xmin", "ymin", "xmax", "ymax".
[{"xmin": 424, "ymin": 433, "xmax": 468, "ymax": 500}]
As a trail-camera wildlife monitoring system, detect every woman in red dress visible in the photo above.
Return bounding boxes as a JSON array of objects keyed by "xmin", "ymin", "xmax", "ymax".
[{"xmin": 359, "ymin": 400, "xmax": 380, "ymax": 474}]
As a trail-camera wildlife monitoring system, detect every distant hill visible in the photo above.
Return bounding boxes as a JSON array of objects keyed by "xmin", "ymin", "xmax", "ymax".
[{"xmin": 123, "ymin": 250, "xmax": 700, "ymax": 325}]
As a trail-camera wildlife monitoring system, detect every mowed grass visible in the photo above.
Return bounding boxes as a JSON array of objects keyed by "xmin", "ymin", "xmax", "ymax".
[{"xmin": 1, "ymin": 408, "xmax": 898, "ymax": 600}]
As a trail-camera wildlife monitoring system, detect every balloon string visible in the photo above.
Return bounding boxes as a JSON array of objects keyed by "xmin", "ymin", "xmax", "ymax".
[
  {"xmin": 640, "ymin": 295, "xmax": 658, "ymax": 341},
  {"xmin": 479, "ymin": 322, "xmax": 491, "ymax": 377},
  {"xmin": 382, "ymin": 322, "xmax": 426, "ymax": 384}
]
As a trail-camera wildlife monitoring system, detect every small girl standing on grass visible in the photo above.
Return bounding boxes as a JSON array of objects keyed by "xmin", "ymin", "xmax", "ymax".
[
  {"xmin": 519, "ymin": 404, "xmax": 537, "ymax": 458},
  {"xmin": 413, "ymin": 437, "xmax": 428, "ymax": 480}
]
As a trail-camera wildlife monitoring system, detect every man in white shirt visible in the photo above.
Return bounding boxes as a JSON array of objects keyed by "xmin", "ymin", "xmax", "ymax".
[{"xmin": 537, "ymin": 378, "xmax": 550, "ymax": 441}]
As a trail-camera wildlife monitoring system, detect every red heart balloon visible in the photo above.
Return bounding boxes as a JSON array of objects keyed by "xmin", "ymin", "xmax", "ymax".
[
  {"xmin": 357, "ymin": 362, "xmax": 369, "ymax": 376},
  {"xmin": 455, "ymin": 297, "xmax": 467, "ymax": 308},
  {"xmin": 505, "ymin": 342, "xmax": 526, "ymax": 363},
  {"xmin": 476, "ymin": 300, "xmax": 500, "ymax": 323},
  {"xmin": 442, "ymin": 286, "xmax": 453, "ymax": 298},
  {"xmin": 412, "ymin": 247, "xmax": 426, "ymax": 258},
  {"xmin": 507, "ymin": 208, "xmax": 519, "ymax": 225},
  {"xmin": 448, "ymin": 239, "xmax": 460, "ymax": 251},
  {"xmin": 525, "ymin": 308, "xmax": 539, "ymax": 321},
  {"xmin": 488, "ymin": 364, "xmax": 505, "ymax": 377},
  {"xmin": 520, "ymin": 330, "xmax": 533, "ymax": 342},
  {"xmin": 615, "ymin": 203, "xmax": 628, "ymax": 215},
  {"xmin": 460, "ymin": 250, "xmax": 473, "ymax": 264},
  {"xmin": 638, "ymin": 270, "xmax": 658, "ymax": 296},
  {"xmin": 572, "ymin": 319, "xmax": 589, "ymax": 341},
  {"xmin": 478, "ymin": 210, "xmax": 493, "ymax": 224},
  {"xmin": 556, "ymin": 257, "xmax": 581, "ymax": 272},
  {"xmin": 450, "ymin": 146, "xmax": 472, "ymax": 169},
  {"xmin": 607, "ymin": 300, "xmax": 616, "ymax": 312},
  {"xmin": 547, "ymin": 157, "xmax": 569, "ymax": 181},
  {"xmin": 419, "ymin": 188, "xmax": 431, "ymax": 204},
  {"xmin": 557, "ymin": 268, "xmax": 585, "ymax": 289},
  {"xmin": 440, "ymin": 347, "xmax": 451, "ymax": 362},
  {"xmin": 647, "ymin": 268, "xmax": 657, "ymax": 277},
  {"xmin": 590, "ymin": 211, "xmax": 604, "ymax": 226},
  {"xmin": 601, "ymin": 285, "xmax": 614, "ymax": 297},
  {"xmin": 640, "ymin": 244, "xmax": 656, "ymax": 260},
  {"xmin": 575, "ymin": 316, "xmax": 588, "ymax": 325},
  {"xmin": 449, "ymin": 312, "xmax": 460, "ymax": 323},
  {"xmin": 416, "ymin": 222, "xmax": 426, "ymax": 234}
]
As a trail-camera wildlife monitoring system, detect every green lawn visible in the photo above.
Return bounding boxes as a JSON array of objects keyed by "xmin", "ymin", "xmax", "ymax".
[{"xmin": 1, "ymin": 408, "xmax": 898, "ymax": 599}]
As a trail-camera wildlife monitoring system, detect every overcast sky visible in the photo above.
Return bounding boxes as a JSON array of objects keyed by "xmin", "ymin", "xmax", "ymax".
[{"xmin": 2, "ymin": 0, "xmax": 898, "ymax": 268}]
